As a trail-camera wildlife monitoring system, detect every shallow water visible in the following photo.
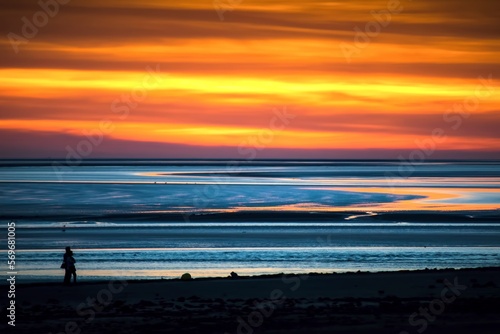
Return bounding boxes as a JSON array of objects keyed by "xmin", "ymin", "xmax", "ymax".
[{"xmin": 1, "ymin": 160, "xmax": 499, "ymax": 282}]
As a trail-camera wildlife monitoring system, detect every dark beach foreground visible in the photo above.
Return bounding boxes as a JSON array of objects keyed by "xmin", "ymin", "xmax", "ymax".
[{"xmin": 2, "ymin": 267, "xmax": 499, "ymax": 334}]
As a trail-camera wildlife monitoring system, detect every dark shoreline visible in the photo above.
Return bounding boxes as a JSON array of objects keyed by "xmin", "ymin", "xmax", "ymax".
[
  {"xmin": 2, "ymin": 267, "xmax": 499, "ymax": 333},
  {"xmin": 3, "ymin": 266, "xmax": 500, "ymax": 289}
]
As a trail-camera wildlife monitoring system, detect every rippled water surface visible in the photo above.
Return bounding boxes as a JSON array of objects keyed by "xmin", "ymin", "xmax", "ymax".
[{"xmin": 1, "ymin": 160, "xmax": 499, "ymax": 282}]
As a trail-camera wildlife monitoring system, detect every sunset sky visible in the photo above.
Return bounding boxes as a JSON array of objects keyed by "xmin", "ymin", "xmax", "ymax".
[{"xmin": 1, "ymin": 0, "xmax": 499, "ymax": 159}]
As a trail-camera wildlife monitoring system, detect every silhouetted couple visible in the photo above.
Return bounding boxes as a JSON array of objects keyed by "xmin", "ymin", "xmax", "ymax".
[{"xmin": 63, "ymin": 246, "xmax": 77, "ymax": 285}]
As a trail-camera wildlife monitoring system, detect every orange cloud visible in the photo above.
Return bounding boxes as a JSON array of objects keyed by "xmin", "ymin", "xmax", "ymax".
[{"xmin": 0, "ymin": 0, "xmax": 499, "ymax": 158}]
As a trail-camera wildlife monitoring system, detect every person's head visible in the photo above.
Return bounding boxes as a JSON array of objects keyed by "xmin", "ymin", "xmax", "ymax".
[{"xmin": 65, "ymin": 246, "xmax": 71, "ymax": 253}]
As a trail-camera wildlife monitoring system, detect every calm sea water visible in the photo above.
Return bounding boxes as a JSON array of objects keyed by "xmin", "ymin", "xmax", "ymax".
[{"xmin": 0, "ymin": 160, "xmax": 499, "ymax": 282}]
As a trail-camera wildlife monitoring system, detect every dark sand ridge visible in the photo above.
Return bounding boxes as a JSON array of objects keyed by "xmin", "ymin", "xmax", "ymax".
[
  {"xmin": 3, "ymin": 209, "xmax": 500, "ymax": 222},
  {"xmin": 2, "ymin": 267, "xmax": 499, "ymax": 333}
]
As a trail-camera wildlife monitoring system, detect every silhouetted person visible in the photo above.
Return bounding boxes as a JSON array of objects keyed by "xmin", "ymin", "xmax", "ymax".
[{"xmin": 63, "ymin": 246, "xmax": 77, "ymax": 285}]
